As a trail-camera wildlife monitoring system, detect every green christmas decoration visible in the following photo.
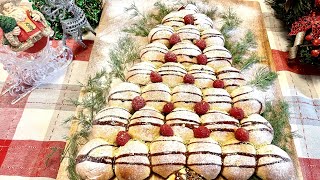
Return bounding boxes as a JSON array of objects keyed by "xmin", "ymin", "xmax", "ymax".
[
  {"xmin": 0, "ymin": 15, "xmax": 17, "ymax": 33},
  {"xmin": 30, "ymin": 0, "xmax": 103, "ymax": 39}
]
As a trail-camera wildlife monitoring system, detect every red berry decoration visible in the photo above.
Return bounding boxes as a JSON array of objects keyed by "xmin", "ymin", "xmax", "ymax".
[
  {"xmin": 194, "ymin": 101, "xmax": 210, "ymax": 115},
  {"xmin": 164, "ymin": 52, "xmax": 177, "ymax": 62},
  {"xmin": 195, "ymin": 39, "xmax": 207, "ymax": 50},
  {"xmin": 311, "ymin": 50, "xmax": 320, "ymax": 57},
  {"xmin": 305, "ymin": 34, "xmax": 313, "ymax": 41},
  {"xmin": 169, "ymin": 34, "xmax": 181, "ymax": 46},
  {"xmin": 193, "ymin": 126, "xmax": 211, "ymax": 138},
  {"xmin": 163, "ymin": 102, "xmax": 174, "ymax": 114},
  {"xmin": 196, "ymin": 54, "xmax": 208, "ymax": 65},
  {"xmin": 212, "ymin": 79, "xmax": 224, "ymax": 88},
  {"xmin": 184, "ymin": 14, "xmax": 194, "ymax": 25},
  {"xmin": 160, "ymin": 124, "xmax": 174, "ymax": 136},
  {"xmin": 183, "ymin": 74, "xmax": 195, "ymax": 84},
  {"xmin": 150, "ymin": 71, "xmax": 162, "ymax": 83},
  {"xmin": 312, "ymin": 39, "xmax": 320, "ymax": 46},
  {"xmin": 229, "ymin": 107, "xmax": 245, "ymax": 120},
  {"xmin": 116, "ymin": 131, "xmax": 131, "ymax": 146},
  {"xmin": 132, "ymin": 96, "xmax": 146, "ymax": 111},
  {"xmin": 234, "ymin": 128, "xmax": 249, "ymax": 142}
]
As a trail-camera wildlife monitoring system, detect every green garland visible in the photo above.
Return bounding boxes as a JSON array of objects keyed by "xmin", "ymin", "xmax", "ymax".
[{"xmin": 31, "ymin": 0, "xmax": 103, "ymax": 39}]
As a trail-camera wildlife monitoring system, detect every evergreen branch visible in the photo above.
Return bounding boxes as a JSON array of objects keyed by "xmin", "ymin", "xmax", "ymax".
[
  {"xmin": 230, "ymin": 31, "xmax": 257, "ymax": 65},
  {"xmin": 262, "ymin": 100, "xmax": 292, "ymax": 154},
  {"xmin": 220, "ymin": 8, "xmax": 242, "ymax": 36},
  {"xmin": 248, "ymin": 67, "xmax": 277, "ymax": 91},
  {"xmin": 240, "ymin": 53, "xmax": 262, "ymax": 70}
]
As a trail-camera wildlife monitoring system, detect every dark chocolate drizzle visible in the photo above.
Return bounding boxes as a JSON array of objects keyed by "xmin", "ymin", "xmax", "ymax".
[{"xmin": 233, "ymin": 98, "xmax": 264, "ymax": 114}]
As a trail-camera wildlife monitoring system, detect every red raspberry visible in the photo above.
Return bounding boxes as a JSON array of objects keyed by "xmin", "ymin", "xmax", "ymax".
[
  {"xmin": 150, "ymin": 71, "xmax": 162, "ymax": 83},
  {"xmin": 169, "ymin": 34, "xmax": 181, "ymax": 46},
  {"xmin": 212, "ymin": 79, "xmax": 224, "ymax": 88},
  {"xmin": 160, "ymin": 124, "xmax": 174, "ymax": 136},
  {"xmin": 229, "ymin": 107, "xmax": 245, "ymax": 120},
  {"xmin": 196, "ymin": 54, "xmax": 208, "ymax": 65},
  {"xmin": 234, "ymin": 128, "xmax": 249, "ymax": 142},
  {"xmin": 164, "ymin": 52, "xmax": 177, "ymax": 62},
  {"xmin": 193, "ymin": 126, "xmax": 211, "ymax": 138},
  {"xmin": 194, "ymin": 101, "xmax": 210, "ymax": 115},
  {"xmin": 163, "ymin": 102, "xmax": 174, "ymax": 114},
  {"xmin": 195, "ymin": 39, "xmax": 207, "ymax": 50},
  {"xmin": 116, "ymin": 131, "xmax": 131, "ymax": 146},
  {"xmin": 184, "ymin": 14, "xmax": 194, "ymax": 25},
  {"xmin": 183, "ymin": 74, "xmax": 195, "ymax": 84},
  {"xmin": 132, "ymin": 96, "xmax": 146, "ymax": 111}
]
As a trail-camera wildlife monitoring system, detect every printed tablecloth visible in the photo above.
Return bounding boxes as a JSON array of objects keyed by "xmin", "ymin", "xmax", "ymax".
[{"xmin": 0, "ymin": 0, "xmax": 319, "ymax": 180}]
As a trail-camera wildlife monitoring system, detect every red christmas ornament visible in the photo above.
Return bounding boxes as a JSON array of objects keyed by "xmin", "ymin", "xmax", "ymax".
[
  {"xmin": 311, "ymin": 49, "xmax": 320, "ymax": 57},
  {"xmin": 289, "ymin": 12, "xmax": 320, "ymax": 39},
  {"xmin": 312, "ymin": 39, "xmax": 320, "ymax": 46},
  {"xmin": 305, "ymin": 34, "xmax": 313, "ymax": 41}
]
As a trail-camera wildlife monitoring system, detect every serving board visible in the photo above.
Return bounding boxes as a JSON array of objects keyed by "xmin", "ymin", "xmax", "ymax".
[{"xmin": 56, "ymin": 0, "xmax": 303, "ymax": 179}]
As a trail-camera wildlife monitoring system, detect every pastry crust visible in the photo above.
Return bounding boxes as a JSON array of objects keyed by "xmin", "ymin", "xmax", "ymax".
[
  {"xmin": 141, "ymin": 83, "xmax": 171, "ymax": 112},
  {"xmin": 140, "ymin": 42, "xmax": 169, "ymax": 67},
  {"xmin": 200, "ymin": 110, "xmax": 239, "ymax": 144},
  {"xmin": 166, "ymin": 108, "xmax": 201, "ymax": 143},
  {"xmin": 114, "ymin": 140, "xmax": 151, "ymax": 180},
  {"xmin": 150, "ymin": 136, "xmax": 187, "ymax": 178},
  {"xmin": 193, "ymin": 13, "xmax": 215, "ymax": 31},
  {"xmin": 171, "ymin": 41, "xmax": 202, "ymax": 67},
  {"xmin": 222, "ymin": 140, "xmax": 256, "ymax": 180},
  {"xmin": 76, "ymin": 138, "xmax": 116, "ymax": 180},
  {"xmin": 188, "ymin": 65, "xmax": 216, "ymax": 89},
  {"xmin": 203, "ymin": 45, "xmax": 232, "ymax": 70},
  {"xmin": 231, "ymin": 86, "xmax": 266, "ymax": 116},
  {"xmin": 162, "ymin": 10, "xmax": 196, "ymax": 30},
  {"xmin": 240, "ymin": 114, "xmax": 274, "ymax": 146},
  {"xmin": 256, "ymin": 144, "xmax": 295, "ymax": 180},
  {"xmin": 128, "ymin": 107, "xmax": 165, "ymax": 142},
  {"xmin": 125, "ymin": 62, "xmax": 155, "ymax": 86},
  {"xmin": 216, "ymin": 67, "xmax": 246, "ymax": 93},
  {"xmin": 201, "ymin": 29, "xmax": 225, "ymax": 47},
  {"xmin": 202, "ymin": 88, "xmax": 232, "ymax": 112},
  {"xmin": 187, "ymin": 137, "xmax": 222, "ymax": 179},
  {"xmin": 172, "ymin": 84, "xmax": 202, "ymax": 110},
  {"xmin": 177, "ymin": 25, "xmax": 200, "ymax": 42},
  {"xmin": 158, "ymin": 62, "xmax": 187, "ymax": 87},
  {"xmin": 108, "ymin": 82, "xmax": 141, "ymax": 112},
  {"xmin": 148, "ymin": 25, "xmax": 174, "ymax": 47},
  {"xmin": 91, "ymin": 107, "xmax": 131, "ymax": 144}
]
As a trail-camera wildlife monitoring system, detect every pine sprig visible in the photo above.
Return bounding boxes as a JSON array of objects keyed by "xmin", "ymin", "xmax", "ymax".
[
  {"xmin": 108, "ymin": 36, "xmax": 139, "ymax": 81},
  {"xmin": 240, "ymin": 53, "xmax": 262, "ymax": 70},
  {"xmin": 262, "ymin": 100, "xmax": 292, "ymax": 153},
  {"xmin": 220, "ymin": 8, "xmax": 242, "ymax": 37},
  {"xmin": 249, "ymin": 67, "xmax": 278, "ymax": 91}
]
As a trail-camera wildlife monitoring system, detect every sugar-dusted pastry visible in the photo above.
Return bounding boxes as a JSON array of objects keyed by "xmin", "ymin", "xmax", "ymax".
[
  {"xmin": 148, "ymin": 25, "xmax": 174, "ymax": 47},
  {"xmin": 177, "ymin": 25, "xmax": 200, "ymax": 42},
  {"xmin": 222, "ymin": 140, "xmax": 256, "ymax": 180},
  {"xmin": 141, "ymin": 83, "xmax": 171, "ymax": 112},
  {"xmin": 92, "ymin": 107, "xmax": 131, "ymax": 144},
  {"xmin": 184, "ymin": 4, "xmax": 199, "ymax": 12},
  {"xmin": 125, "ymin": 62, "xmax": 155, "ymax": 86},
  {"xmin": 166, "ymin": 108, "xmax": 200, "ymax": 142},
  {"xmin": 158, "ymin": 62, "xmax": 187, "ymax": 87},
  {"xmin": 200, "ymin": 110, "xmax": 239, "ymax": 144},
  {"xmin": 188, "ymin": 65, "xmax": 216, "ymax": 89},
  {"xmin": 187, "ymin": 137, "xmax": 222, "ymax": 179},
  {"xmin": 108, "ymin": 82, "xmax": 141, "ymax": 112},
  {"xmin": 193, "ymin": 13, "xmax": 215, "ymax": 30},
  {"xmin": 172, "ymin": 84, "xmax": 202, "ymax": 110},
  {"xmin": 114, "ymin": 140, "xmax": 150, "ymax": 180},
  {"xmin": 76, "ymin": 138, "xmax": 116, "ymax": 180},
  {"xmin": 256, "ymin": 144, "xmax": 295, "ymax": 180},
  {"xmin": 240, "ymin": 114, "xmax": 274, "ymax": 146},
  {"xmin": 231, "ymin": 86, "xmax": 265, "ymax": 116},
  {"xmin": 202, "ymin": 88, "xmax": 232, "ymax": 112},
  {"xmin": 203, "ymin": 45, "xmax": 232, "ymax": 70},
  {"xmin": 150, "ymin": 135, "xmax": 187, "ymax": 178},
  {"xmin": 140, "ymin": 42, "xmax": 169, "ymax": 67},
  {"xmin": 201, "ymin": 29, "xmax": 225, "ymax": 47},
  {"xmin": 216, "ymin": 66, "xmax": 246, "ymax": 93},
  {"xmin": 128, "ymin": 107, "xmax": 165, "ymax": 142},
  {"xmin": 162, "ymin": 10, "xmax": 197, "ymax": 30},
  {"xmin": 171, "ymin": 41, "xmax": 202, "ymax": 67}
]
